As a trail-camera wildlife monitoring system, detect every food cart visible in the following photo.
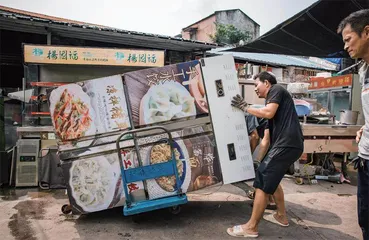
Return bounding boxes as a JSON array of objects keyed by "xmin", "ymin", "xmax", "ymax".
[
  {"xmin": 11, "ymin": 44, "xmax": 165, "ymax": 188},
  {"xmin": 17, "ymin": 47, "xmax": 256, "ymax": 215}
]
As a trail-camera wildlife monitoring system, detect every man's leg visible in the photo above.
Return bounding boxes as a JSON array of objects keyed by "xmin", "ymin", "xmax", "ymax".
[
  {"xmin": 358, "ymin": 160, "xmax": 369, "ymax": 240},
  {"xmin": 272, "ymin": 184, "xmax": 288, "ymax": 225},
  {"xmin": 241, "ymin": 188, "xmax": 269, "ymax": 233}
]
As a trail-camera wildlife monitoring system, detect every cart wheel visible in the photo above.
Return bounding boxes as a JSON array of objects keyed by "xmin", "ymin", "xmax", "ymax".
[
  {"xmin": 61, "ymin": 204, "xmax": 72, "ymax": 214},
  {"xmin": 169, "ymin": 205, "xmax": 181, "ymax": 215},
  {"xmin": 295, "ymin": 177, "xmax": 304, "ymax": 185},
  {"xmin": 132, "ymin": 214, "xmax": 144, "ymax": 223}
]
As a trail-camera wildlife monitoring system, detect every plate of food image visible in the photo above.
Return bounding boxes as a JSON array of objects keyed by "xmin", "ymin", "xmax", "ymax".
[
  {"xmin": 49, "ymin": 84, "xmax": 96, "ymax": 141},
  {"xmin": 148, "ymin": 139, "xmax": 191, "ymax": 193},
  {"xmin": 69, "ymin": 156, "xmax": 120, "ymax": 213},
  {"xmin": 139, "ymin": 81, "xmax": 196, "ymax": 125}
]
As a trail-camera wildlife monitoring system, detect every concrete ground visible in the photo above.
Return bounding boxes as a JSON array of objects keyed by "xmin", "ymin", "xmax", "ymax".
[{"xmin": 0, "ymin": 173, "xmax": 362, "ymax": 240}]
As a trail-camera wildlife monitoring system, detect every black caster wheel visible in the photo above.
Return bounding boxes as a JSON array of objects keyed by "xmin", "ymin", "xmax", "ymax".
[
  {"xmin": 132, "ymin": 214, "xmax": 143, "ymax": 223},
  {"xmin": 61, "ymin": 204, "xmax": 72, "ymax": 214},
  {"xmin": 169, "ymin": 205, "xmax": 181, "ymax": 215}
]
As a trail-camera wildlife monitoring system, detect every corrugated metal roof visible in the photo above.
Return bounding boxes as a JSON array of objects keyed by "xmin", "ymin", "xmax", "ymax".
[
  {"xmin": 226, "ymin": 0, "xmax": 369, "ymax": 57},
  {"xmin": 0, "ymin": 5, "xmax": 218, "ymax": 52},
  {"xmin": 208, "ymin": 47, "xmax": 338, "ymax": 70}
]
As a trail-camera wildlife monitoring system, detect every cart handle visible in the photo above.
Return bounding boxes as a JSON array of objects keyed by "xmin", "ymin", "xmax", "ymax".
[
  {"xmin": 116, "ymin": 126, "xmax": 173, "ymax": 148},
  {"xmin": 116, "ymin": 126, "xmax": 179, "ymax": 206},
  {"xmin": 115, "ymin": 126, "xmax": 175, "ymax": 165}
]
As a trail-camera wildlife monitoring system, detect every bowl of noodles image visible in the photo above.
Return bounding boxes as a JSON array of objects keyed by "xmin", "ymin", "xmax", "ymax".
[
  {"xmin": 69, "ymin": 156, "xmax": 120, "ymax": 212},
  {"xmin": 139, "ymin": 81, "xmax": 196, "ymax": 125},
  {"xmin": 149, "ymin": 140, "xmax": 186, "ymax": 192},
  {"xmin": 49, "ymin": 84, "xmax": 96, "ymax": 141}
]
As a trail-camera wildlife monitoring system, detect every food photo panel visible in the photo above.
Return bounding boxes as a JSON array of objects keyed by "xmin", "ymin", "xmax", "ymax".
[
  {"xmin": 123, "ymin": 60, "xmax": 209, "ymax": 127},
  {"xmin": 48, "ymin": 74, "xmax": 131, "ymax": 146}
]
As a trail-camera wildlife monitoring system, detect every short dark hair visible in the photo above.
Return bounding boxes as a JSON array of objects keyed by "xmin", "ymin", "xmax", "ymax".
[
  {"xmin": 253, "ymin": 71, "xmax": 277, "ymax": 85},
  {"xmin": 337, "ymin": 9, "xmax": 369, "ymax": 36}
]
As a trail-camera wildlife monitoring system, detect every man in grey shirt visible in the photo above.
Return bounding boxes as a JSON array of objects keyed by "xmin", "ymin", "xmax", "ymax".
[{"xmin": 338, "ymin": 10, "xmax": 369, "ymax": 240}]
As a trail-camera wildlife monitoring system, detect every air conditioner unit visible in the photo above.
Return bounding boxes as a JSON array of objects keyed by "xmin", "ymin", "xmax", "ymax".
[{"xmin": 16, "ymin": 139, "xmax": 40, "ymax": 187}]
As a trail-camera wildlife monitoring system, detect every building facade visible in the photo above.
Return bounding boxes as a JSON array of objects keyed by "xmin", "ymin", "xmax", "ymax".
[{"xmin": 181, "ymin": 9, "xmax": 260, "ymax": 43}]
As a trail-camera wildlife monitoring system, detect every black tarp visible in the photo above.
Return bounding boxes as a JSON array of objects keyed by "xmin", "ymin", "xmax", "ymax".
[{"xmin": 227, "ymin": 0, "xmax": 369, "ymax": 57}]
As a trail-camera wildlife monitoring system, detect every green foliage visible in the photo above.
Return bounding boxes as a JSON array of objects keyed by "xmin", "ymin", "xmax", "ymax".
[{"xmin": 210, "ymin": 23, "xmax": 252, "ymax": 45}]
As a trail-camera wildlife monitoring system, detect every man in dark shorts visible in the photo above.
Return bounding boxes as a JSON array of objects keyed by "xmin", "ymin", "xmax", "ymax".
[
  {"xmin": 227, "ymin": 71, "xmax": 304, "ymax": 238},
  {"xmin": 245, "ymin": 114, "xmax": 275, "ymax": 209}
]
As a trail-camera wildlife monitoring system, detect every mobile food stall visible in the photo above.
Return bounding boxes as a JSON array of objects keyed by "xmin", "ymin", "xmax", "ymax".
[
  {"xmin": 12, "ymin": 44, "xmax": 165, "ymax": 188},
  {"xmin": 18, "ymin": 45, "xmax": 255, "ymax": 215}
]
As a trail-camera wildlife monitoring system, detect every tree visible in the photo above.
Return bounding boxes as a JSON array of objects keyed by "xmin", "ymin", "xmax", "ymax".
[{"xmin": 210, "ymin": 23, "xmax": 252, "ymax": 45}]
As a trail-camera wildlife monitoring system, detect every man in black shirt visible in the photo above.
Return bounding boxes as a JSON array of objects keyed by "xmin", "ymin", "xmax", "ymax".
[{"xmin": 227, "ymin": 71, "xmax": 304, "ymax": 238}]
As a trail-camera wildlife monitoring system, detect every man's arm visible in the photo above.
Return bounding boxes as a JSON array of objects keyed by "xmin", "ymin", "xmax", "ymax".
[
  {"xmin": 256, "ymin": 129, "xmax": 270, "ymax": 161},
  {"xmin": 246, "ymin": 103, "xmax": 279, "ymax": 119},
  {"xmin": 356, "ymin": 125, "xmax": 365, "ymax": 143}
]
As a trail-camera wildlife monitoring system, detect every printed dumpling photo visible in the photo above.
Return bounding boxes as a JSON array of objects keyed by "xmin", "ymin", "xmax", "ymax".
[
  {"xmin": 69, "ymin": 157, "xmax": 118, "ymax": 212},
  {"xmin": 139, "ymin": 81, "xmax": 196, "ymax": 125}
]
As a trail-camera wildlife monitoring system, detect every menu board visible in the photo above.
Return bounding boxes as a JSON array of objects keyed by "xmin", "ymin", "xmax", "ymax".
[
  {"xmin": 48, "ymin": 75, "xmax": 131, "ymax": 147},
  {"xmin": 124, "ymin": 60, "xmax": 209, "ymax": 127},
  {"xmin": 61, "ymin": 150, "xmax": 145, "ymax": 214},
  {"xmin": 61, "ymin": 132, "xmax": 221, "ymax": 214}
]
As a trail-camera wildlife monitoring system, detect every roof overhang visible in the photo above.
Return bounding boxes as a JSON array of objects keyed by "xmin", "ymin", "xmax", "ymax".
[
  {"xmin": 226, "ymin": 0, "xmax": 369, "ymax": 58},
  {"xmin": 0, "ymin": 9, "xmax": 218, "ymax": 52}
]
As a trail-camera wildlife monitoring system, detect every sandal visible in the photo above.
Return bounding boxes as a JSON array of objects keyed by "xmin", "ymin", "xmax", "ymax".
[
  {"xmin": 263, "ymin": 213, "xmax": 289, "ymax": 227},
  {"xmin": 226, "ymin": 225, "xmax": 259, "ymax": 238}
]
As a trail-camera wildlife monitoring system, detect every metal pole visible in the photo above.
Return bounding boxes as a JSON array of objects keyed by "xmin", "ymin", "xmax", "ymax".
[
  {"xmin": 0, "ymin": 91, "xmax": 4, "ymax": 153},
  {"xmin": 336, "ymin": 60, "xmax": 363, "ymax": 75}
]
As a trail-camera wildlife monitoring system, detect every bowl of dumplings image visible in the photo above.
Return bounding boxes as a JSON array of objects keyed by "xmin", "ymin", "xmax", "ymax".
[{"xmin": 139, "ymin": 81, "xmax": 196, "ymax": 125}]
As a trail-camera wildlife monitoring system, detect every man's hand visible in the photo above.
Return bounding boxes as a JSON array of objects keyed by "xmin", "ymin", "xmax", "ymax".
[
  {"xmin": 356, "ymin": 126, "xmax": 364, "ymax": 143},
  {"xmin": 231, "ymin": 94, "xmax": 249, "ymax": 112}
]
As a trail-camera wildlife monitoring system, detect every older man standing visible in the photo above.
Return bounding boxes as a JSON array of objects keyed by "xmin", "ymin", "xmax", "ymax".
[{"xmin": 338, "ymin": 9, "xmax": 369, "ymax": 240}]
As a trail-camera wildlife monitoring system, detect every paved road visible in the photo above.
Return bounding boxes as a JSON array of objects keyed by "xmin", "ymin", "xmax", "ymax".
[{"xmin": 0, "ymin": 176, "xmax": 361, "ymax": 240}]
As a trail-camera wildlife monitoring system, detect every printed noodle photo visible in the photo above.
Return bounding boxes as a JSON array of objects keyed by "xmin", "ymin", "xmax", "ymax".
[
  {"xmin": 150, "ymin": 143, "xmax": 184, "ymax": 192},
  {"xmin": 53, "ymin": 89, "xmax": 92, "ymax": 140}
]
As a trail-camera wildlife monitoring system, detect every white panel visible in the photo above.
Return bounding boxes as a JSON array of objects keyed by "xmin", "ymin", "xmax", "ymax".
[{"xmin": 201, "ymin": 55, "xmax": 255, "ymax": 184}]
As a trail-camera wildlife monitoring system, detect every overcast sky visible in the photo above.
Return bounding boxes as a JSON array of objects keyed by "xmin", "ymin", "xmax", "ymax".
[{"xmin": 0, "ymin": 0, "xmax": 318, "ymax": 36}]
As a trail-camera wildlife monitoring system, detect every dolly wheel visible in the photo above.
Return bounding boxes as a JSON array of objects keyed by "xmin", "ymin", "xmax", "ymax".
[
  {"xmin": 169, "ymin": 205, "xmax": 181, "ymax": 215},
  {"xmin": 295, "ymin": 177, "xmax": 304, "ymax": 185},
  {"xmin": 61, "ymin": 204, "xmax": 72, "ymax": 214},
  {"xmin": 132, "ymin": 214, "xmax": 143, "ymax": 223}
]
